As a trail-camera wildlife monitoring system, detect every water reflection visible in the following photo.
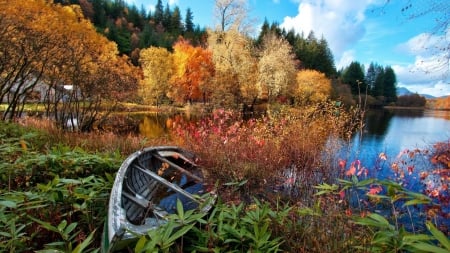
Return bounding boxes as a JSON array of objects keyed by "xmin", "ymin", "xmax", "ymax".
[
  {"xmin": 139, "ymin": 113, "xmax": 171, "ymax": 138},
  {"xmin": 137, "ymin": 112, "xmax": 200, "ymax": 139},
  {"xmin": 345, "ymin": 109, "xmax": 450, "ymax": 165}
]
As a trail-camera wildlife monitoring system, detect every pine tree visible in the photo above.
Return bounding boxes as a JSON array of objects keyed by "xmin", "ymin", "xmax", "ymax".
[
  {"xmin": 154, "ymin": 0, "xmax": 164, "ymax": 25},
  {"xmin": 342, "ymin": 61, "xmax": 366, "ymax": 95},
  {"xmin": 373, "ymin": 67, "xmax": 385, "ymax": 99},
  {"xmin": 170, "ymin": 6, "xmax": 182, "ymax": 33},
  {"xmin": 163, "ymin": 3, "xmax": 171, "ymax": 29},
  {"xmin": 185, "ymin": 8, "xmax": 194, "ymax": 33},
  {"xmin": 383, "ymin": 66, "xmax": 397, "ymax": 103},
  {"xmin": 256, "ymin": 18, "xmax": 270, "ymax": 46},
  {"xmin": 316, "ymin": 37, "xmax": 336, "ymax": 78},
  {"xmin": 92, "ymin": 0, "xmax": 107, "ymax": 27}
]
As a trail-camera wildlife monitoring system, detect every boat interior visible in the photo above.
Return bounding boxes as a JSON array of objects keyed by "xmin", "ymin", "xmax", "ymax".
[{"xmin": 121, "ymin": 149, "xmax": 205, "ymax": 225}]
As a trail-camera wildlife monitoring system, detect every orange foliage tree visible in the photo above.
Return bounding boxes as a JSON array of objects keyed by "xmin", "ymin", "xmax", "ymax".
[
  {"xmin": 0, "ymin": 0, "xmax": 138, "ymax": 130},
  {"xmin": 170, "ymin": 38, "xmax": 215, "ymax": 104}
]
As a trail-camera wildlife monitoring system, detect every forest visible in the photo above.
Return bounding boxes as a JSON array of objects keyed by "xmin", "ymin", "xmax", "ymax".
[{"xmin": 1, "ymin": 0, "xmax": 407, "ymax": 132}]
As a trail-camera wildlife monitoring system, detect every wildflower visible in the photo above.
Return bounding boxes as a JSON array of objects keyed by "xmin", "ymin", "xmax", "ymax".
[
  {"xmin": 430, "ymin": 189, "xmax": 440, "ymax": 197},
  {"xmin": 345, "ymin": 164, "xmax": 356, "ymax": 176},
  {"xmin": 360, "ymin": 211, "xmax": 370, "ymax": 218},
  {"xmin": 357, "ymin": 167, "xmax": 368, "ymax": 177},
  {"xmin": 368, "ymin": 185, "xmax": 383, "ymax": 195},
  {"xmin": 419, "ymin": 171, "xmax": 428, "ymax": 180},
  {"xmin": 391, "ymin": 162, "xmax": 399, "ymax": 173},
  {"xmin": 339, "ymin": 190, "xmax": 345, "ymax": 199},
  {"xmin": 338, "ymin": 159, "xmax": 346, "ymax": 169}
]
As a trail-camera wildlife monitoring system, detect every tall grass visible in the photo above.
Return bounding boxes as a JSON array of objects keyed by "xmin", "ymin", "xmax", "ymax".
[
  {"xmin": 16, "ymin": 116, "xmax": 166, "ymax": 155},
  {"xmin": 171, "ymin": 102, "xmax": 356, "ymax": 203}
]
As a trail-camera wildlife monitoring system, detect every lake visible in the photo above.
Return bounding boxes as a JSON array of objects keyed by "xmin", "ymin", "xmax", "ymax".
[
  {"xmin": 350, "ymin": 108, "xmax": 450, "ymax": 160},
  {"xmin": 137, "ymin": 108, "xmax": 450, "ymax": 231},
  {"xmin": 342, "ymin": 108, "xmax": 450, "ymax": 182}
]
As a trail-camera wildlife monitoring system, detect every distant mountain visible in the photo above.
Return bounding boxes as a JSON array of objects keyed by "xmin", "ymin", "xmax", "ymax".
[{"xmin": 397, "ymin": 87, "xmax": 436, "ymax": 99}]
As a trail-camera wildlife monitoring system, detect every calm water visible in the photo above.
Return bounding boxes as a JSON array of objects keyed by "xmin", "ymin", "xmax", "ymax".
[{"xmin": 346, "ymin": 109, "xmax": 450, "ymax": 172}]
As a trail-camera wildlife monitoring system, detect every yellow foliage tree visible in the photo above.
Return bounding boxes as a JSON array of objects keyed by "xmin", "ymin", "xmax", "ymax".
[
  {"xmin": 294, "ymin": 69, "xmax": 332, "ymax": 106},
  {"xmin": 258, "ymin": 33, "xmax": 297, "ymax": 103},
  {"xmin": 139, "ymin": 47, "xmax": 173, "ymax": 105},
  {"xmin": 207, "ymin": 30, "xmax": 258, "ymax": 107}
]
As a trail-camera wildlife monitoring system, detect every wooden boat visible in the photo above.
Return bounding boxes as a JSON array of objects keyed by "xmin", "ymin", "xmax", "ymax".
[{"xmin": 101, "ymin": 146, "xmax": 216, "ymax": 252}]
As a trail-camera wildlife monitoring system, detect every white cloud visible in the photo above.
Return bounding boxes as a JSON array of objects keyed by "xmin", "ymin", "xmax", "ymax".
[
  {"xmin": 398, "ymin": 80, "xmax": 450, "ymax": 97},
  {"xmin": 393, "ymin": 27, "xmax": 450, "ymax": 96},
  {"xmin": 336, "ymin": 50, "xmax": 355, "ymax": 69},
  {"xmin": 397, "ymin": 28, "xmax": 450, "ymax": 76},
  {"xmin": 281, "ymin": 0, "xmax": 375, "ymax": 59}
]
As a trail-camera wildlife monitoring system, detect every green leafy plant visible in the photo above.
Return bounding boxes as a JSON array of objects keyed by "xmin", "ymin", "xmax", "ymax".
[
  {"xmin": 29, "ymin": 217, "xmax": 96, "ymax": 253},
  {"xmin": 134, "ymin": 199, "xmax": 208, "ymax": 253}
]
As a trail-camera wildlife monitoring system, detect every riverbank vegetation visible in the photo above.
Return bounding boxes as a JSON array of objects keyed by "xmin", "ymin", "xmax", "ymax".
[
  {"xmin": 1, "ymin": 0, "xmax": 450, "ymax": 252},
  {"xmin": 2, "ymin": 109, "xmax": 450, "ymax": 252}
]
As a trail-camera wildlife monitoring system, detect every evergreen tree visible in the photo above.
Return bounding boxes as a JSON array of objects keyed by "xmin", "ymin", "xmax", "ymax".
[
  {"xmin": 256, "ymin": 18, "xmax": 270, "ymax": 46},
  {"xmin": 139, "ymin": 4, "xmax": 148, "ymax": 19},
  {"xmin": 285, "ymin": 29, "xmax": 296, "ymax": 48},
  {"xmin": 154, "ymin": 0, "xmax": 164, "ymax": 25},
  {"xmin": 366, "ymin": 62, "xmax": 377, "ymax": 94},
  {"xmin": 185, "ymin": 8, "xmax": 194, "ymax": 33},
  {"xmin": 373, "ymin": 67, "xmax": 385, "ymax": 98},
  {"xmin": 139, "ymin": 23, "xmax": 156, "ymax": 48},
  {"xmin": 366, "ymin": 62, "xmax": 384, "ymax": 96},
  {"xmin": 170, "ymin": 6, "xmax": 182, "ymax": 33},
  {"xmin": 316, "ymin": 37, "xmax": 336, "ymax": 78},
  {"xmin": 383, "ymin": 66, "xmax": 397, "ymax": 103},
  {"xmin": 163, "ymin": 3, "xmax": 171, "ymax": 29},
  {"xmin": 342, "ymin": 61, "xmax": 366, "ymax": 95},
  {"xmin": 127, "ymin": 4, "xmax": 144, "ymax": 30},
  {"xmin": 92, "ymin": 0, "xmax": 107, "ymax": 28}
]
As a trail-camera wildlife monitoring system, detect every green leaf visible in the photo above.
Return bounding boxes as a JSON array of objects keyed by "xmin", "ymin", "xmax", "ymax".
[
  {"xmin": 403, "ymin": 199, "xmax": 431, "ymax": 207},
  {"xmin": 0, "ymin": 200, "xmax": 17, "ymax": 208},
  {"xmin": 409, "ymin": 242, "xmax": 450, "ymax": 253},
  {"xmin": 176, "ymin": 199, "xmax": 184, "ymax": 220},
  {"xmin": 426, "ymin": 221, "xmax": 450, "ymax": 250},
  {"xmin": 72, "ymin": 229, "xmax": 95, "ymax": 253},
  {"xmin": 168, "ymin": 223, "xmax": 195, "ymax": 243}
]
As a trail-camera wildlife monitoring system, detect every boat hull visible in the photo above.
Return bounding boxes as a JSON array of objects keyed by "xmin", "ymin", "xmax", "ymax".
[{"xmin": 101, "ymin": 146, "xmax": 214, "ymax": 252}]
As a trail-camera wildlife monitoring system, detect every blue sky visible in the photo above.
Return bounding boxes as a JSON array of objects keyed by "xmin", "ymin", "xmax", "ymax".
[{"xmin": 125, "ymin": 0, "xmax": 450, "ymax": 97}]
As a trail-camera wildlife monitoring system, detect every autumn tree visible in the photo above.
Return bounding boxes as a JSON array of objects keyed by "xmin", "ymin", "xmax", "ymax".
[
  {"xmin": 294, "ymin": 70, "xmax": 332, "ymax": 106},
  {"xmin": 0, "ymin": 0, "xmax": 63, "ymax": 121},
  {"xmin": 170, "ymin": 38, "xmax": 214, "ymax": 104},
  {"xmin": 0, "ymin": 0, "xmax": 138, "ymax": 130},
  {"xmin": 207, "ymin": 29, "xmax": 258, "ymax": 108},
  {"xmin": 214, "ymin": 0, "xmax": 252, "ymax": 33},
  {"xmin": 257, "ymin": 32, "xmax": 297, "ymax": 103},
  {"xmin": 139, "ymin": 47, "xmax": 173, "ymax": 106}
]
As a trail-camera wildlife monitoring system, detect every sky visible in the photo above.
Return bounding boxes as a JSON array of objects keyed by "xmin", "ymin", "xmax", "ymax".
[{"xmin": 125, "ymin": 0, "xmax": 450, "ymax": 97}]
